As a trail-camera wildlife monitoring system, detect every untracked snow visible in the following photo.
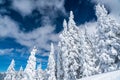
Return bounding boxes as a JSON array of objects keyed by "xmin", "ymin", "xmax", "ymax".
[{"xmin": 78, "ymin": 70, "xmax": 120, "ymax": 80}]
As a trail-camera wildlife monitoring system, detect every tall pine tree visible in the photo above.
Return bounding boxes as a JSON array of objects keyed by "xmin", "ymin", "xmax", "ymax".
[
  {"xmin": 35, "ymin": 64, "xmax": 44, "ymax": 80},
  {"xmin": 17, "ymin": 66, "xmax": 24, "ymax": 80},
  {"xmin": 4, "ymin": 59, "xmax": 16, "ymax": 80},
  {"xmin": 58, "ymin": 11, "xmax": 83, "ymax": 80},
  {"xmin": 95, "ymin": 4, "xmax": 120, "ymax": 73},
  {"xmin": 81, "ymin": 26, "xmax": 98, "ymax": 77},
  {"xmin": 24, "ymin": 46, "xmax": 37, "ymax": 80},
  {"xmin": 47, "ymin": 43, "xmax": 56, "ymax": 80}
]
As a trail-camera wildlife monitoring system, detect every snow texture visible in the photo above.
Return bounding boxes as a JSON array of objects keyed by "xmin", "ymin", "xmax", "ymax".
[{"xmin": 78, "ymin": 70, "xmax": 120, "ymax": 80}]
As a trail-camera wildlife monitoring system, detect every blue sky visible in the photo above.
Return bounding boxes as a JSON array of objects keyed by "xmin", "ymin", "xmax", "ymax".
[{"xmin": 0, "ymin": 0, "xmax": 120, "ymax": 72}]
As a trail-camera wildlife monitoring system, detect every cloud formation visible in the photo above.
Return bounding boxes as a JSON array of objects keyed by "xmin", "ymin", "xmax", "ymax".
[
  {"xmin": 11, "ymin": 0, "xmax": 66, "ymax": 24},
  {"xmin": 0, "ymin": 48, "xmax": 14, "ymax": 55},
  {"xmin": 12, "ymin": 0, "xmax": 35, "ymax": 16},
  {"xmin": 0, "ymin": 0, "xmax": 65, "ymax": 62},
  {"xmin": 0, "ymin": 15, "xmax": 59, "ymax": 56},
  {"xmin": 35, "ymin": 0, "xmax": 66, "ymax": 24}
]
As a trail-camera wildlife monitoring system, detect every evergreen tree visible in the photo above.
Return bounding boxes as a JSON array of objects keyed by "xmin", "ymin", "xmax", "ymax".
[
  {"xmin": 24, "ymin": 46, "xmax": 37, "ymax": 80},
  {"xmin": 3, "ymin": 4, "xmax": 120, "ymax": 80},
  {"xmin": 35, "ymin": 64, "xmax": 44, "ymax": 80},
  {"xmin": 95, "ymin": 4, "xmax": 120, "ymax": 73},
  {"xmin": 57, "ymin": 19, "xmax": 68, "ymax": 80},
  {"xmin": 81, "ymin": 26, "xmax": 98, "ymax": 77},
  {"xmin": 58, "ymin": 11, "xmax": 98, "ymax": 79},
  {"xmin": 4, "ymin": 59, "xmax": 16, "ymax": 80},
  {"xmin": 17, "ymin": 66, "xmax": 24, "ymax": 80},
  {"xmin": 58, "ymin": 11, "xmax": 83, "ymax": 80},
  {"xmin": 64, "ymin": 11, "xmax": 81, "ymax": 80},
  {"xmin": 47, "ymin": 43, "xmax": 56, "ymax": 80}
]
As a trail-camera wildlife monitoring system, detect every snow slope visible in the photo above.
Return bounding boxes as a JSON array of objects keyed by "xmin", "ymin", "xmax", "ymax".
[{"xmin": 78, "ymin": 70, "xmax": 120, "ymax": 80}]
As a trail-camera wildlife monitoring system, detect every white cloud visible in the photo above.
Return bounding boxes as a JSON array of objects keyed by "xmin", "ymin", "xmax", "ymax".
[
  {"xmin": 0, "ymin": 48, "xmax": 14, "ymax": 55},
  {"xmin": 35, "ymin": 0, "xmax": 65, "ymax": 13},
  {"xmin": 11, "ymin": 0, "xmax": 66, "ymax": 25},
  {"xmin": 0, "ymin": 15, "xmax": 59, "ymax": 56},
  {"xmin": 11, "ymin": 0, "xmax": 66, "ymax": 16},
  {"xmin": 12, "ymin": 0, "xmax": 35, "ymax": 16},
  {"xmin": 0, "ymin": 16, "xmax": 19, "ymax": 37},
  {"xmin": 36, "ymin": 0, "xmax": 66, "ymax": 25},
  {"xmin": 92, "ymin": 0, "xmax": 120, "ymax": 22}
]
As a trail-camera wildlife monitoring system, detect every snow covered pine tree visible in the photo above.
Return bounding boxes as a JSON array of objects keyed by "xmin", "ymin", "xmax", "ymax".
[
  {"xmin": 24, "ymin": 46, "xmax": 37, "ymax": 80},
  {"xmin": 58, "ymin": 11, "xmax": 97, "ymax": 80},
  {"xmin": 47, "ymin": 43, "xmax": 56, "ymax": 80},
  {"xmin": 58, "ymin": 12, "xmax": 79, "ymax": 80},
  {"xmin": 95, "ymin": 4, "xmax": 120, "ymax": 73},
  {"xmin": 4, "ymin": 59, "xmax": 16, "ymax": 80},
  {"xmin": 57, "ymin": 19, "xmax": 68, "ymax": 80},
  {"xmin": 16, "ymin": 66, "xmax": 24, "ymax": 80},
  {"xmin": 3, "ymin": 4, "xmax": 120, "ymax": 80},
  {"xmin": 35, "ymin": 64, "xmax": 44, "ymax": 80},
  {"xmin": 81, "ymin": 26, "xmax": 98, "ymax": 77}
]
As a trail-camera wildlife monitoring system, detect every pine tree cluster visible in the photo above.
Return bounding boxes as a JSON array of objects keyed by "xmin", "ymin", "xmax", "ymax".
[{"xmin": 4, "ymin": 4, "xmax": 120, "ymax": 80}]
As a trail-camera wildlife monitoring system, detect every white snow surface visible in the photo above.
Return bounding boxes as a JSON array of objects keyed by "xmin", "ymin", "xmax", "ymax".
[{"xmin": 78, "ymin": 70, "xmax": 120, "ymax": 80}]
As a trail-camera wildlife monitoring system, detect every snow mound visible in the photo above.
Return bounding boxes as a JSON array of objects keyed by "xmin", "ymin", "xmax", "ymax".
[{"xmin": 78, "ymin": 70, "xmax": 120, "ymax": 80}]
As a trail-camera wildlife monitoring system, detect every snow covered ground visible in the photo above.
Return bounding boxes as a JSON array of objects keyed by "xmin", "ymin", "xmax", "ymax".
[{"xmin": 78, "ymin": 70, "xmax": 120, "ymax": 80}]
